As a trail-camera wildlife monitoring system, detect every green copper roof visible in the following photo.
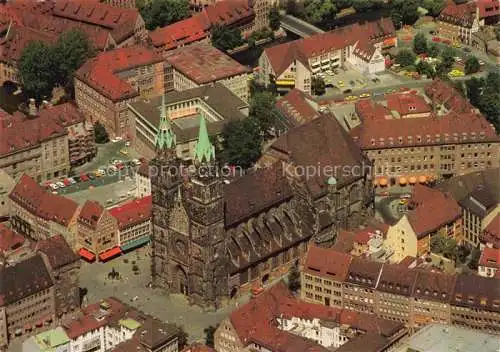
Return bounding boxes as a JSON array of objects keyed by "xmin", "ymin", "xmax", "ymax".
[
  {"xmin": 155, "ymin": 95, "xmax": 176, "ymax": 150},
  {"xmin": 194, "ymin": 114, "xmax": 215, "ymax": 163},
  {"xmin": 327, "ymin": 176, "xmax": 337, "ymax": 185},
  {"xmin": 119, "ymin": 318, "xmax": 142, "ymax": 330},
  {"xmin": 34, "ymin": 328, "xmax": 69, "ymax": 351}
]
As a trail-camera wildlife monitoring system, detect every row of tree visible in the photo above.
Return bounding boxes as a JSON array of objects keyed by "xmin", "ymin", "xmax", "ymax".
[
  {"xmin": 137, "ymin": 0, "xmax": 190, "ymax": 30},
  {"xmin": 19, "ymin": 29, "xmax": 94, "ymax": 101},
  {"xmin": 286, "ymin": 0, "xmax": 445, "ymax": 28}
]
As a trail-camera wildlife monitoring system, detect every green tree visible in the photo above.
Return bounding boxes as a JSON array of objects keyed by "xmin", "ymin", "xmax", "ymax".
[
  {"xmin": 416, "ymin": 60, "xmax": 436, "ymax": 78},
  {"xmin": 464, "ymin": 56, "xmax": 480, "ymax": 74},
  {"xmin": 55, "ymin": 29, "xmax": 94, "ymax": 92},
  {"xmin": 19, "ymin": 41, "xmax": 58, "ymax": 100},
  {"xmin": 468, "ymin": 246, "xmax": 481, "ymax": 270},
  {"xmin": 221, "ymin": 118, "xmax": 262, "ymax": 169},
  {"xmin": 413, "ymin": 33, "xmax": 428, "ymax": 55},
  {"xmin": 395, "ymin": 49, "xmax": 416, "ymax": 67},
  {"xmin": 311, "ymin": 76, "xmax": 326, "ymax": 95},
  {"xmin": 422, "ymin": 0, "xmax": 445, "ymax": 16},
  {"xmin": 269, "ymin": 7, "xmax": 281, "ymax": 31},
  {"xmin": 428, "ymin": 43, "xmax": 440, "ymax": 57},
  {"xmin": 204, "ymin": 325, "xmax": 218, "ymax": 348},
  {"xmin": 210, "ymin": 24, "xmax": 243, "ymax": 52},
  {"xmin": 139, "ymin": 0, "xmax": 190, "ymax": 30},
  {"xmin": 391, "ymin": 0, "xmax": 419, "ymax": 27},
  {"xmin": 250, "ymin": 91, "xmax": 280, "ymax": 138},
  {"xmin": 303, "ymin": 0, "xmax": 337, "ymax": 25},
  {"xmin": 336, "ymin": 0, "xmax": 352, "ymax": 9},
  {"xmin": 285, "ymin": 0, "xmax": 300, "ymax": 16},
  {"xmin": 465, "ymin": 77, "xmax": 484, "ymax": 106},
  {"xmin": 288, "ymin": 264, "xmax": 301, "ymax": 292},
  {"xmin": 94, "ymin": 121, "xmax": 109, "ymax": 144},
  {"xmin": 441, "ymin": 47, "xmax": 456, "ymax": 69},
  {"xmin": 352, "ymin": 0, "xmax": 382, "ymax": 12},
  {"xmin": 456, "ymin": 245, "xmax": 470, "ymax": 264}
]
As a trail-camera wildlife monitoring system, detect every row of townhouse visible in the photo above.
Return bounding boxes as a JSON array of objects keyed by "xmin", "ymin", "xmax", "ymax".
[{"xmin": 301, "ymin": 246, "xmax": 500, "ymax": 335}]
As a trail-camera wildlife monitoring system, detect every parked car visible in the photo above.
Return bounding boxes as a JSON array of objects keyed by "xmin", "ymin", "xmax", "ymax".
[
  {"xmin": 344, "ymin": 95, "xmax": 358, "ymax": 101},
  {"xmin": 56, "ymin": 181, "xmax": 65, "ymax": 188},
  {"xmin": 68, "ymin": 177, "xmax": 77, "ymax": 184},
  {"xmin": 49, "ymin": 183, "xmax": 59, "ymax": 191},
  {"xmin": 359, "ymin": 93, "xmax": 371, "ymax": 98},
  {"xmin": 478, "ymin": 59, "xmax": 485, "ymax": 66},
  {"xmin": 462, "ymin": 47, "xmax": 471, "ymax": 52},
  {"xmin": 87, "ymin": 173, "xmax": 95, "ymax": 180},
  {"xmin": 116, "ymin": 163, "xmax": 125, "ymax": 170},
  {"xmin": 80, "ymin": 174, "xmax": 90, "ymax": 182},
  {"xmin": 125, "ymin": 141, "xmax": 131, "ymax": 147},
  {"xmin": 132, "ymin": 159, "xmax": 141, "ymax": 166},
  {"xmin": 63, "ymin": 178, "xmax": 72, "ymax": 186},
  {"xmin": 120, "ymin": 149, "xmax": 128, "ymax": 155}
]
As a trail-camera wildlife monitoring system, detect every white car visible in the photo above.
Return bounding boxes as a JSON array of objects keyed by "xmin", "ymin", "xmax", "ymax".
[
  {"xmin": 125, "ymin": 141, "xmax": 131, "ymax": 147},
  {"xmin": 56, "ymin": 181, "xmax": 65, "ymax": 188},
  {"xmin": 49, "ymin": 183, "xmax": 59, "ymax": 190},
  {"xmin": 132, "ymin": 159, "xmax": 141, "ymax": 166},
  {"xmin": 478, "ymin": 59, "xmax": 485, "ymax": 66},
  {"xmin": 68, "ymin": 177, "xmax": 77, "ymax": 184}
]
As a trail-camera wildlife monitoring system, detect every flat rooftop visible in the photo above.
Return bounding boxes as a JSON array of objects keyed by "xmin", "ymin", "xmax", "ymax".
[
  {"xmin": 394, "ymin": 324, "xmax": 499, "ymax": 352},
  {"xmin": 165, "ymin": 42, "xmax": 250, "ymax": 84},
  {"xmin": 129, "ymin": 84, "xmax": 248, "ymax": 143}
]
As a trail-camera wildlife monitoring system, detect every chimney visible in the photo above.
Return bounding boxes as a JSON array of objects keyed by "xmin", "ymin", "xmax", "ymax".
[{"xmin": 28, "ymin": 98, "xmax": 37, "ymax": 116}]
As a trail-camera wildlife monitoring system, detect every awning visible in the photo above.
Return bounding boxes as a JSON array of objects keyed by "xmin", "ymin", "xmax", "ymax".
[
  {"xmin": 418, "ymin": 175, "xmax": 427, "ymax": 183},
  {"xmin": 276, "ymin": 79, "xmax": 295, "ymax": 86},
  {"xmin": 399, "ymin": 177, "xmax": 408, "ymax": 185},
  {"xmin": 379, "ymin": 178, "xmax": 388, "ymax": 186},
  {"xmin": 120, "ymin": 236, "xmax": 150, "ymax": 252},
  {"xmin": 79, "ymin": 248, "xmax": 96, "ymax": 262},
  {"xmin": 409, "ymin": 176, "xmax": 417, "ymax": 184},
  {"xmin": 99, "ymin": 247, "xmax": 121, "ymax": 261}
]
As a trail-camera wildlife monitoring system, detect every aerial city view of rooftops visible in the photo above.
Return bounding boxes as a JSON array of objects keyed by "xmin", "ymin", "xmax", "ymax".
[{"xmin": 0, "ymin": 0, "xmax": 499, "ymax": 352}]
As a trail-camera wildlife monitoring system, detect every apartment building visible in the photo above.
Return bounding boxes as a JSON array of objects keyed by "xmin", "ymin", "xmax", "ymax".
[
  {"xmin": 215, "ymin": 282, "xmax": 407, "ymax": 352},
  {"xmin": 62, "ymin": 298, "xmax": 179, "ymax": 352},
  {"xmin": 386, "ymin": 184, "xmax": 462, "ymax": 262},
  {"xmin": 77, "ymin": 201, "xmax": 119, "ymax": 262},
  {"xmin": 302, "ymin": 246, "xmax": 500, "ymax": 334},
  {"xmin": 34, "ymin": 235, "xmax": 81, "ymax": 317},
  {"xmin": 149, "ymin": 0, "xmax": 261, "ymax": 55},
  {"xmin": 375, "ymin": 264, "xmax": 416, "ymax": 324},
  {"xmin": 164, "ymin": 43, "xmax": 251, "ymax": 102},
  {"xmin": 0, "ymin": 106, "xmax": 70, "ymax": 183},
  {"xmin": 109, "ymin": 196, "xmax": 152, "ymax": 252},
  {"xmin": 451, "ymin": 274, "xmax": 500, "ymax": 334},
  {"xmin": 129, "ymin": 84, "xmax": 248, "ymax": 160},
  {"xmin": 436, "ymin": 168, "xmax": 500, "ymax": 248},
  {"xmin": 0, "ymin": 254, "xmax": 56, "ymax": 349},
  {"xmin": 9, "ymin": 175, "xmax": 80, "ymax": 250},
  {"xmin": 301, "ymin": 246, "xmax": 351, "ymax": 307},
  {"xmin": 259, "ymin": 18, "xmax": 396, "ymax": 94},
  {"xmin": 351, "ymin": 80, "xmax": 499, "ymax": 186},
  {"xmin": 481, "ymin": 214, "xmax": 499, "ymax": 248},
  {"xmin": 75, "ymin": 46, "xmax": 165, "ymax": 139},
  {"xmin": 437, "ymin": 1, "xmax": 480, "ymax": 45}
]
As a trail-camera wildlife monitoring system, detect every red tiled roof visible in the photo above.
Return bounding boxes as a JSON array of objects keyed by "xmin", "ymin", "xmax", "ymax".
[
  {"xmin": 78, "ymin": 200, "xmax": 104, "ymax": 230},
  {"xmin": 75, "ymin": 46, "xmax": 163, "ymax": 102},
  {"xmin": 0, "ymin": 24, "xmax": 57, "ymax": 63},
  {"xmin": 276, "ymin": 89, "xmax": 319, "ymax": 127},
  {"xmin": 406, "ymin": 184, "xmax": 462, "ymax": 238},
  {"xmin": 182, "ymin": 343, "xmax": 216, "ymax": 352},
  {"xmin": 63, "ymin": 297, "xmax": 126, "ymax": 339},
  {"xmin": 355, "ymin": 99, "xmax": 392, "ymax": 121},
  {"xmin": 164, "ymin": 43, "xmax": 249, "ymax": 84},
  {"xmin": 9, "ymin": 175, "xmax": 79, "ymax": 227},
  {"xmin": 109, "ymin": 196, "xmax": 152, "ymax": 230},
  {"xmin": 481, "ymin": 214, "xmax": 500, "ymax": 248},
  {"xmin": 438, "ymin": 1, "xmax": 476, "ymax": 27},
  {"xmin": 229, "ymin": 281, "xmax": 403, "ymax": 351},
  {"xmin": 0, "ymin": 223, "xmax": 25, "ymax": 254},
  {"xmin": 263, "ymin": 18, "xmax": 395, "ymax": 76},
  {"xmin": 386, "ymin": 93, "xmax": 431, "ymax": 116},
  {"xmin": 34, "ymin": 234, "xmax": 79, "ymax": 269},
  {"xmin": 479, "ymin": 247, "xmax": 500, "ymax": 269},
  {"xmin": 476, "ymin": 0, "xmax": 500, "ymax": 18},
  {"xmin": 150, "ymin": 0, "xmax": 253, "ymax": 51},
  {"xmin": 350, "ymin": 110, "xmax": 498, "ymax": 150},
  {"xmin": 304, "ymin": 245, "xmax": 352, "ymax": 280},
  {"xmin": 424, "ymin": 79, "xmax": 474, "ymax": 113},
  {"xmin": 149, "ymin": 15, "xmax": 209, "ymax": 50}
]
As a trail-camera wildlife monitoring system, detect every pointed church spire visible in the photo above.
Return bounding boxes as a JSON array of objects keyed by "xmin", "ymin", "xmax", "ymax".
[
  {"xmin": 193, "ymin": 113, "xmax": 215, "ymax": 163},
  {"xmin": 155, "ymin": 94, "xmax": 176, "ymax": 150}
]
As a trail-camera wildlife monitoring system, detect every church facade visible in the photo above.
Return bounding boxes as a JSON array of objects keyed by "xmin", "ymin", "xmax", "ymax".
[{"xmin": 151, "ymin": 97, "xmax": 373, "ymax": 307}]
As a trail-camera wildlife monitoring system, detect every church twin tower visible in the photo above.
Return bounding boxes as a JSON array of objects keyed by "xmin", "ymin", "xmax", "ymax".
[{"xmin": 150, "ymin": 95, "xmax": 228, "ymax": 307}]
